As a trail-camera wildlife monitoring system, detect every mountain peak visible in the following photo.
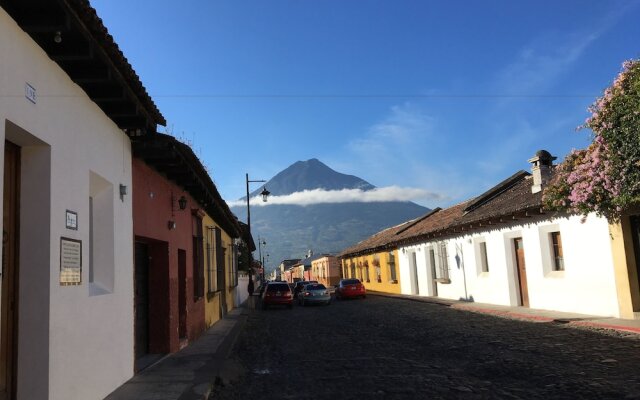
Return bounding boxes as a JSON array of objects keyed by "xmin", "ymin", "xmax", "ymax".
[{"xmin": 249, "ymin": 159, "xmax": 375, "ymax": 197}]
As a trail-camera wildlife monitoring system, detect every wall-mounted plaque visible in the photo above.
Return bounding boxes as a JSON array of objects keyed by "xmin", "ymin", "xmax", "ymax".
[
  {"xmin": 60, "ymin": 237, "xmax": 82, "ymax": 285},
  {"xmin": 66, "ymin": 210, "xmax": 78, "ymax": 230}
]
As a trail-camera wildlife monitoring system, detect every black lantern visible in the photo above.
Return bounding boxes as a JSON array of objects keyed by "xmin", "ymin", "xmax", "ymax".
[
  {"xmin": 260, "ymin": 187, "xmax": 270, "ymax": 202},
  {"xmin": 178, "ymin": 195, "xmax": 187, "ymax": 210}
]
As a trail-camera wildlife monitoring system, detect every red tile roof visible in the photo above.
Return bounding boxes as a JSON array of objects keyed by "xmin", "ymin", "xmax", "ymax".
[{"xmin": 339, "ymin": 170, "xmax": 551, "ymax": 258}]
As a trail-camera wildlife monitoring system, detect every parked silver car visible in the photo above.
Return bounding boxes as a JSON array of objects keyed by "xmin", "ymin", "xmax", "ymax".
[{"xmin": 297, "ymin": 283, "xmax": 331, "ymax": 306}]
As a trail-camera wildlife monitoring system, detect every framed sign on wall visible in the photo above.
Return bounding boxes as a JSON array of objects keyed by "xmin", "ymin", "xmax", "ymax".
[{"xmin": 60, "ymin": 237, "xmax": 82, "ymax": 285}]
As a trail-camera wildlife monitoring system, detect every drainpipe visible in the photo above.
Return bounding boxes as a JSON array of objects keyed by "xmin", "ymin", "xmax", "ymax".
[{"xmin": 455, "ymin": 243, "xmax": 469, "ymax": 301}]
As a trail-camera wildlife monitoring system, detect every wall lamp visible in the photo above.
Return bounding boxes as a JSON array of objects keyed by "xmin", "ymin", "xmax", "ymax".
[
  {"xmin": 178, "ymin": 195, "xmax": 187, "ymax": 210},
  {"xmin": 119, "ymin": 184, "xmax": 127, "ymax": 202}
]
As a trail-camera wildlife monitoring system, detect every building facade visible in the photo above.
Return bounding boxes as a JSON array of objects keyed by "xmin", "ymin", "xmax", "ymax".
[
  {"xmin": 0, "ymin": 1, "xmax": 164, "ymax": 398},
  {"xmin": 341, "ymin": 151, "xmax": 640, "ymax": 320},
  {"xmin": 132, "ymin": 133, "xmax": 242, "ymax": 368},
  {"xmin": 311, "ymin": 255, "xmax": 341, "ymax": 287}
]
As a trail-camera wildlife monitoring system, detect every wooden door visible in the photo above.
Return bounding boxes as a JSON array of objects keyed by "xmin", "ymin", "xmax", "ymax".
[
  {"xmin": 1, "ymin": 141, "xmax": 20, "ymax": 400},
  {"xmin": 513, "ymin": 238, "xmax": 529, "ymax": 307},
  {"xmin": 134, "ymin": 242, "xmax": 150, "ymax": 362},
  {"xmin": 178, "ymin": 249, "xmax": 187, "ymax": 340}
]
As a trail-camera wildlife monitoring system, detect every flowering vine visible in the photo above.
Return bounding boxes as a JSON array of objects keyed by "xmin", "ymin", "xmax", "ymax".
[{"xmin": 543, "ymin": 59, "xmax": 640, "ymax": 222}]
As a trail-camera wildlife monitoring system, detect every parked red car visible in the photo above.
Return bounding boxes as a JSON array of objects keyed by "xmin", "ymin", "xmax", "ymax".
[
  {"xmin": 262, "ymin": 282, "xmax": 293, "ymax": 309},
  {"xmin": 335, "ymin": 278, "xmax": 366, "ymax": 300}
]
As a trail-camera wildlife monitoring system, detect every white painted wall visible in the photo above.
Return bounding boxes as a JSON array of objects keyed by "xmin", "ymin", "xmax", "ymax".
[
  {"xmin": 398, "ymin": 213, "xmax": 620, "ymax": 317},
  {"xmin": 236, "ymin": 274, "xmax": 251, "ymax": 306},
  {"xmin": 1, "ymin": 9, "xmax": 135, "ymax": 399}
]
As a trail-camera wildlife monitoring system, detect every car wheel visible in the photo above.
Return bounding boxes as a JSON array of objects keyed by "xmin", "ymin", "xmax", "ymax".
[
  {"xmin": 262, "ymin": 303, "xmax": 268, "ymax": 310},
  {"xmin": 362, "ymin": 295, "xmax": 366, "ymax": 299},
  {"xmin": 287, "ymin": 304, "xmax": 293, "ymax": 309},
  {"xmin": 301, "ymin": 299, "xmax": 305, "ymax": 307}
]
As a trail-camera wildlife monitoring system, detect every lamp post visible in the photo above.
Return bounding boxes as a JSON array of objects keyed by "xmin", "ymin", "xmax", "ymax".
[
  {"xmin": 258, "ymin": 237, "xmax": 266, "ymax": 282},
  {"xmin": 245, "ymin": 173, "xmax": 270, "ymax": 282}
]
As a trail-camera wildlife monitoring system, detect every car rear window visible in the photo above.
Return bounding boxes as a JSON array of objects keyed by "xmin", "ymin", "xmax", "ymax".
[
  {"xmin": 305, "ymin": 284, "xmax": 326, "ymax": 290},
  {"xmin": 267, "ymin": 283, "xmax": 290, "ymax": 292},
  {"xmin": 342, "ymin": 279, "xmax": 360, "ymax": 285}
]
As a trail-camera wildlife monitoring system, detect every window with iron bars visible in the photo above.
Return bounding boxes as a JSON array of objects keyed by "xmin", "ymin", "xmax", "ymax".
[{"xmin": 437, "ymin": 242, "xmax": 450, "ymax": 280}]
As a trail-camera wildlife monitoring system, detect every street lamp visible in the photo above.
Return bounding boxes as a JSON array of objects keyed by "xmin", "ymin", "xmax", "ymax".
[{"xmin": 246, "ymin": 173, "xmax": 270, "ymax": 281}]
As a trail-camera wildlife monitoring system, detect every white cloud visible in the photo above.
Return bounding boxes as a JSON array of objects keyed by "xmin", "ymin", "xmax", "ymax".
[
  {"xmin": 495, "ymin": 32, "xmax": 599, "ymax": 96},
  {"xmin": 344, "ymin": 102, "xmax": 438, "ymax": 188},
  {"xmin": 226, "ymin": 186, "xmax": 445, "ymax": 207},
  {"xmin": 349, "ymin": 103, "xmax": 434, "ymax": 156},
  {"xmin": 494, "ymin": 7, "xmax": 628, "ymax": 97}
]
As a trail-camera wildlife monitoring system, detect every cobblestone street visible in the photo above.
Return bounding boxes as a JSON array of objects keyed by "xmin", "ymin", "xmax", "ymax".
[{"xmin": 210, "ymin": 295, "xmax": 640, "ymax": 400}]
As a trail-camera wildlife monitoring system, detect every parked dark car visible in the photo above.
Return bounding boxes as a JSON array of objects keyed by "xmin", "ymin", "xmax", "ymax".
[
  {"xmin": 261, "ymin": 282, "xmax": 293, "ymax": 309},
  {"xmin": 335, "ymin": 278, "xmax": 366, "ymax": 300}
]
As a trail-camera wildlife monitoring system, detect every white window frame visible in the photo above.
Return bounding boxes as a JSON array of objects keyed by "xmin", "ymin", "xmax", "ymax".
[
  {"xmin": 538, "ymin": 224, "xmax": 566, "ymax": 277},
  {"xmin": 474, "ymin": 238, "xmax": 490, "ymax": 275},
  {"xmin": 435, "ymin": 241, "xmax": 450, "ymax": 282}
]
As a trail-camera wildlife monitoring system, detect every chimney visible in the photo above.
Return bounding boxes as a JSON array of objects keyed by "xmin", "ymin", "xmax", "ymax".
[
  {"xmin": 528, "ymin": 150, "xmax": 556, "ymax": 194},
  {"xmin": 307, "ymin": 249, "xmax": 313, "ymax": 258}
]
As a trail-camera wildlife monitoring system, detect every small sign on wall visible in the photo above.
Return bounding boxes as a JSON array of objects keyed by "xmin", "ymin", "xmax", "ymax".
[
  {"xmin": 60, "ymin": 237, "xmax": 82, "ymax": 285},
  {"xmin": 66, "ymin": 210, "xmax": 78, "ymax": 230},
  {"xmin": 25, "ymin": 83, "xmax": 36, "ymax": 104}
]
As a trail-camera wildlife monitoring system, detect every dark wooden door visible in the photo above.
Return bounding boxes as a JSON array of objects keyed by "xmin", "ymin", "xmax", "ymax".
[
  {"xmin": 514, "ymin": 238, "xmax": 529, "ymax": 307},
  {"xmin": 1, "ymin": 141, "xmax": 19, "ymax": 400},
  {"xmin": 178, "ymin": 249, "xmax": 187, "ymax": 340},
  {"xmin": 134, "ymin": 242, "xmax": 150, "ymax": 361}
]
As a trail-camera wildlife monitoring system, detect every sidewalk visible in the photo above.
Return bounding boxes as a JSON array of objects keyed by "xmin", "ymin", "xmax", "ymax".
[
  {"xmin": 105, "ymin": 305, "xmax": 251, "ymax": 400},
  {"xmin": 369, "ymin": 291, "xmax": 640, "ymax": 335}
]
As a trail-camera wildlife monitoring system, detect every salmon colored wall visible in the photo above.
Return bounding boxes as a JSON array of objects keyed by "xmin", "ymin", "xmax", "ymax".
[
  {"xmin": 312, "ymin": 256, "xmax": 341, "ymax": 286},
  {"xmin": 132, "ymin": 158, "xmax": 205, "ymax": 353}
]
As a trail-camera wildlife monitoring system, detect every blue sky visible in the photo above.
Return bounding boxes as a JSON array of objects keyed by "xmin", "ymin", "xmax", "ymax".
[{"xmin": 92, "ymin": 0, "xmax": 639, "ymax": 208}]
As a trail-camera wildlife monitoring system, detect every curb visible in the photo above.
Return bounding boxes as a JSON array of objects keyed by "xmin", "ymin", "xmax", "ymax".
[
  {"xmin": 568, "ymin": 320, "xmax": 640, "ymax": 335},
  {"xmin": 368, "ymin": 292, "xmax": 640, "ymax": 336},
  {"xmin": 451, "ymin": 305, "xmax": 555, "ymax": 322},
  {"xmin": 201, "ymin": 309, "xmax": 250, "ymax": 400}
]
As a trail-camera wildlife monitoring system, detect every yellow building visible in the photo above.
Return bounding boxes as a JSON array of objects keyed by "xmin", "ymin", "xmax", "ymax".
[
  {"xmin": 339, "ymin": 222, "xmax": 414, "ymax": 295},
  {"xmin": 340, "ymin": 251, "xmax": 402, "ymax": 294},
  {"xmin": 608, "ymin": 214, "xmax": 640, "ymax": 319},
  {"xmin": 202, "ymin": 212, "xmax": 240, "ymax": 328}
]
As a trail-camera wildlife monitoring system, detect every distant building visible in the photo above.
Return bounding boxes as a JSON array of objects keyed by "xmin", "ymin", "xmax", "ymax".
[
  {"xmin": 279, "ymin": 259, "xmax": 301, "ymax": 282},
  {"xmin": 311, "ymin": 255, "xmax": 341, "ymax": 286}
]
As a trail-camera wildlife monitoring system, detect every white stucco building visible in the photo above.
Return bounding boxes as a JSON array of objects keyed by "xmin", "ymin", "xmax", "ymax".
[
  {"xmin": 398, "ymin": 214, "xmax": 619, "ymax": 316},
  {"xmin": 393, "ymin": 151, "xmax": 638, "ymax": 319},
  {"xmin": 0, "ymin": 2, "xmax": 164, "ymax": 399}
]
